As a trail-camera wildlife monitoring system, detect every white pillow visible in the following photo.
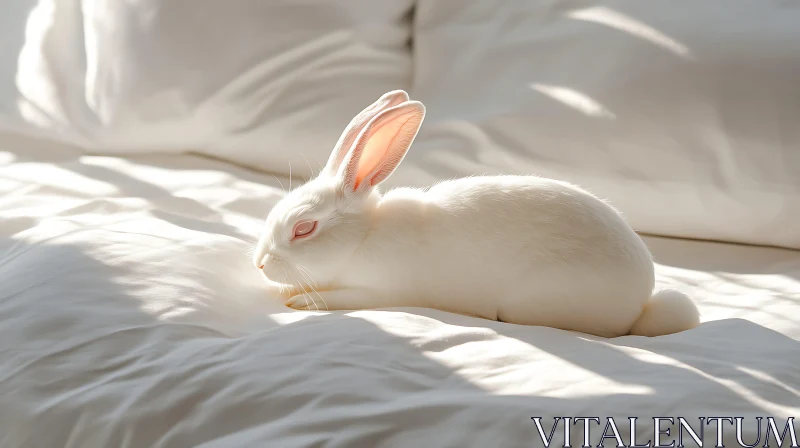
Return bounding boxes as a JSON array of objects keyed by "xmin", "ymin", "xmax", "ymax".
[
  {"xmin": 392, "ymin": 0, "xmax": 800, "ymax": 249},
  {"xmin": 5, "ymin": 0, "xmax": 413, "ymax": 178}
]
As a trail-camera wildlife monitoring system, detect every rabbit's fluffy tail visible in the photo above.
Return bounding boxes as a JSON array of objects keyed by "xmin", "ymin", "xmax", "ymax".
[{"xmin": 628, "ymin": 289, "xmax": 700, "ymax": 336}]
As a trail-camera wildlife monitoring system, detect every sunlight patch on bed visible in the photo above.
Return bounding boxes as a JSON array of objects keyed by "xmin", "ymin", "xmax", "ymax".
[
  {"xmin": 80, "ymin": 156, "xmax": 228, "ymax": 192},
  {"xmin": 627, "ymin": 349, "xmax": 791, "ymax": 414},
  {"xmin": 269, "ymin": 310, "xmax": 330, "ymax": 325},
  {"xmin": 675, "ymin": 359, "xmax": 792, "ymax": 414},
  {"xmin": 716, "ymin": 272, "xmax": 800, "ymax": 293},
  {"xmin": 438, "ymin": 338, "xmax": 656, "ymax": 396},
  {"xmin": 349, "ymin": 311, "xmax": 656, "ymax": 395},
  {"xmin": 737, "ymin": 366, "xmax": 800, "ymax": 398},
  {"xmin": 2, "ymin": 163, "xmax": 118, "ymax": 196},
  {"xmin": 530, "ymin": 84, "xmax": 616, "ymax": 119},
  {"xmin": 567, "ymin": 7, "xmax": 691, "ymax": 58}
]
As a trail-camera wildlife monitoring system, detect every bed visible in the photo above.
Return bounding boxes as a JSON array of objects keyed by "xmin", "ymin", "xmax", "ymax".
[
  {"xmin": 1, "ymin": 133, "xmax": 797, "ymax": 447},
  {"xmin": 1, "ymin": 0, "xmax": 798, "ymax": 446}
]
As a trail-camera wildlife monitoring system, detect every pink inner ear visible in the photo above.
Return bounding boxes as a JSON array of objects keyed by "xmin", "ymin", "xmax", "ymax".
[
  {"xmin": 325, "ymin": 91, "xmax": 409, "ymax": 174},
  {"xmin": 354, "ymin": 111, "xmax": 419, "ymax": 190}
]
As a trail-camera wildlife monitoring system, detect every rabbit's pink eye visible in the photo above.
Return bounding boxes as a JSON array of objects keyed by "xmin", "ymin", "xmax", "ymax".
[{"xmin": 292, "ymin": 220, "xmax": 317, "ymax": 240}]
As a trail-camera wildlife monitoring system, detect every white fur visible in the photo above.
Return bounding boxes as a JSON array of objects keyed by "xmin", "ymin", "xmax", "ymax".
[
  {"xmin": 628, "ymin": 289, "xmax": 701, "ymax": 336},
  {"xmin": 254, "ymin": 91, "xmax": 700, "ymax": 338}
]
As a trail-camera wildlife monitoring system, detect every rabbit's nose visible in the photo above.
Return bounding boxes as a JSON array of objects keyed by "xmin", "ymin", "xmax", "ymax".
[
  {"xmin": 253, "ymin": 254, "xmax": 267, "ymax": 270},
  {"xmin": 256, "ymin": 252, "xmax": 276, "ymax": 269}
]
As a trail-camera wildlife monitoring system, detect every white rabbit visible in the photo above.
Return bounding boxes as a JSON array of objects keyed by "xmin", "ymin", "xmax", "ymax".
[{"xmin": 253, "ymin": 90, "xmax": 700, "ymax": 337}]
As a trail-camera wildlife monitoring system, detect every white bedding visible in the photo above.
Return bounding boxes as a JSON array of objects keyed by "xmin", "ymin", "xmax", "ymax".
[{"xmin": 1, "ymin": 133, "xmax": 798, "ymax": 447}]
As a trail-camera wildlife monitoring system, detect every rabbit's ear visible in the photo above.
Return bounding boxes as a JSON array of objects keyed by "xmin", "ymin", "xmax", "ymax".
[
  {"xmin": 340, "ymin": 100, "xmax": 425, "ymax": 193},
  {"xmin": 323, "ymin": 90, "xmax": 409, "ymax": 175}
]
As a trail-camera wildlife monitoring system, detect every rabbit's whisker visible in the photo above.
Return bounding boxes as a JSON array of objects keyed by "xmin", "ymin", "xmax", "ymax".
[
  {"xmin": 285, "ymin": 268, "xmax": 315, "ymax": 311},
  {"xmin": 295, "ymin": 263, "xmax": 317, "ymax": 287},
  {"xmin": 271, "ymin": 174, "xmax": 285, "ymax": 191},
  {"xmin": 300, "ymin": 153, "xmax": 315, "ymax": 181},
  {"xmin": 278, "ymin": 267, "xmax": 292, "ymax": 295},
  {"xmin": 296, "ymin": 264, "xmax": 328, "ymax": 311}
]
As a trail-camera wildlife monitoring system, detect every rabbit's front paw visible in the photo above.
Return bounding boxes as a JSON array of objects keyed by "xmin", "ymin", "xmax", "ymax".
[
  {"xmin": 286, "ymin": 293, "xmax": 328, "ymax": 311},
  {"xmin": 285, "ymin": 289, "xmax": 376, "ymax": 311}
]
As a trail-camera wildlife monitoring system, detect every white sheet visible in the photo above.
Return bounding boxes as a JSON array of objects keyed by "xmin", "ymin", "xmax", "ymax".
[{"xmin": 1, "ymin": 133, "xmax": 798, "ymax": 447}]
